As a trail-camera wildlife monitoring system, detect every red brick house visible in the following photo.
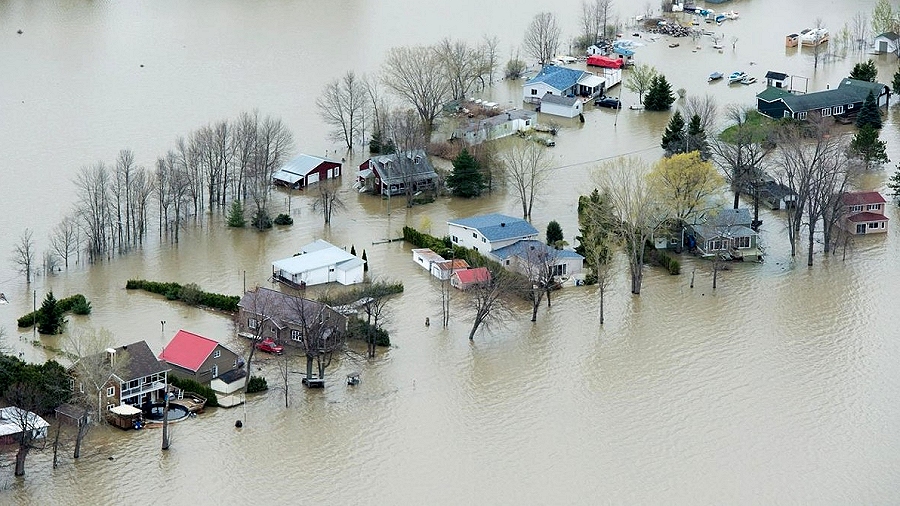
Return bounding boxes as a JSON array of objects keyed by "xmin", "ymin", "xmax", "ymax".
[{"xmin": 840, "ymin": 191, "xmax": 889, "ymax": 235}]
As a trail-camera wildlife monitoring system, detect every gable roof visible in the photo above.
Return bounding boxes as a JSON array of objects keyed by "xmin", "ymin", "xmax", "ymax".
[
  {"xmin": 847, "ymin": 211, "xmax": 889, "ymax": 223},
  {"xmin": 238, "ymin": 287, "xmax": 342, "ymax": 330},
  {"xmin": 876, "ymin": 32, "xmax": 900, "ymax": 41},
  {"xmin": 273, "ymin": 154, "xmax": 340, "ymax": 184},
  {"xmin": 490, "ymin": 240, "xmax": 584, "ymax": 262},
  {"xmin": 435, "ymin": 259, "xmax": 470, "ymax": 271},
  {"xmin": 366, "ymin": 150, "xmax": 437, "ymax": 184},
  {"xmin": 765, "ymin": 71, "xmax": 789, "ymax": 80},
  {"xmin": 525, "ymin": 65, "xmax": 586, "ymax": 92},
  {"xmin": 111, "ymin": 341, "xmax": 169, "ymax": 381},
  {"xmin": 159, "ymin": 330, "xmax": 222, "ymax": 372},
  {"xmin": 842, "ymin": 191, "xmax": 886, "ymax": 206},
  {"xmin": 448, "ymin": 213, "xmax": 539, "ymax": 242},
  {"xmin": 541, "ymin": 93, "xmax": 579, "ymax": 107},
  {"xmin": 453, "ymin": 267, "xmax": 492, "ymax": 285},
  {"xmin": 756, "ymin": 86, "xmax": 793, "ymax": 102},
  {"xmin": 273, "ymin": 240, "xmax": 359, "ymax": 276},
  {"xmin": 778, "ymin": 79, "xmax": 888, "ymax": 112},
  {"xmin": 455, "ymin": 109, "xmax": 537, "ymax": 135}
]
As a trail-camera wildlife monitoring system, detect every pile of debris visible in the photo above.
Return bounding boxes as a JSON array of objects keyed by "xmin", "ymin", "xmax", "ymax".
[{"xmin": 645, "ymin": 20, "xmax": 693, "ymax": 37}]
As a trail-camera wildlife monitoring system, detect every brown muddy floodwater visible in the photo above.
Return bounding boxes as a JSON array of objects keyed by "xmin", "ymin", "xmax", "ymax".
[{"xmin": 2, "ymin": 0, "xmax": 900, "ymax": 503}]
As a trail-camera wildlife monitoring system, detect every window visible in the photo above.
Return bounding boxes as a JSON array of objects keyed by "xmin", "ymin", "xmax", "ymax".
[
  {"xmin": 452, "ymin": 236, "xmax": 458, "ymax": 243},
  {"xmin": 106, "ymin": 386, "xmax": 115, "ymax": 397},
  {"xmin": 734, "ymin": 236, "xmax": 751, "ymax": 248},
  {"xmin": 531, "ymin": 89, "xmax": 538, "ymax": 95},
  {"xmin": 798, "ymin": 112, "xmax": 807, "ymax": 120},
  {"xmin": 834, "ymin": 105, "xmax": 844, "ymax": 114},
  {"xmin": 848, "ymin": 103, "xmax": 854, "ymax": 109},
  {"xmin": 868, "ymin": 222, "xmax": 878, "ymax": 228},
  {"xmin": 784, "ymin": 111, "xmax": 791, "ymax": 118},
  {"xmin": 867, "ymin": 204, "xmax": 882, "ymax": 211},
  {"xmin": 211, "ymin": 365, "xmax": 218, "ymax": 379},
  {"xmin": 248, "ymin": 318, "xmax": 259, "ymax": 330},
  {"xmin": 472, "ymin": 232, "xmax": 477, "ymax": 238},
  {"xmin": 106, "ymin": 403, "xmax": 115, "ymax": 411},
  {"xmin": 213, "ymin": 350, "xmax": 221, "ymax": 359},
  {"xmin": 881, "ymin": 222, "xmax": 886, "ymax": 228},
  {"xmin": 850, "ymin": 205, "xmax": 863, "ymax": 213},
  {"xmin": 821, "ymin": 107, "xmax": 831, "ymax": 116},
  {"xmin": 291, "ymin": 329, "xmax": 302, "ymax": 341},
  {"xmin": 505, "ymin": 260, "xmax": 510, "ymax": 265},
  {"xmin": 482, "ymin": 238, "xmax": 486, "ymax": 243}
]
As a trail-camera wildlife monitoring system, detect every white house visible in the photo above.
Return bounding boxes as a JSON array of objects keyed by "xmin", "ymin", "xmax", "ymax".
[
  {"xmin": 451, "ymin": 109, "xmax": 536, "ymax": 145},
  {"xmin": 539, "ymin": 93, "xmax": 583, "ymax": 118},
  {"xmin": 448, "ymin": 213, "xmax": 539, "ymax": 253},
  {"xmin": 0, "ymin": 407, "xmax": 49, "ymax": 445},
  {"xmin": 523, "ymin": 65, "xmax": 604, "ymax": 104},
  {"xmin": 412, "ymin": 248, "xmax": 445, "ymax": 271},
  {"xmin": 874, "ymin": 32, "xmax": 900, "ymax": 55},
  {"xmin": 272, "ymin": 154, "xmax": 342, "ymax": 189},
  {"xmin": 272, "ymin": 240, "xmax": 364, "ymax": 288},
  {"xmin": 488, "ymin": 240, "xmax": 584, "ymax": 279},
  {"xmin": 431, "ymin": 259, "xmax": 470, "ymax": 280}
]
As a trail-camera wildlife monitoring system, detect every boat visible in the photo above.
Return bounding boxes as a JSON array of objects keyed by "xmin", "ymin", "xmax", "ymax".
[
  {"xmin": 708, "ymin": 71, "xmax": 724, "ymax": 82},
  {"xmin": 724, "ymin": 11, "xmax": 739, "ymax": 19},
  {"xmin": 669, "ymin": 43, "xmax": 680, "ymax": 48},
  {"xmin": 727, "ymin": 71, "xmax": 747, "ymax": 84},
  {"xmin": 740, "ymin": 76, "xmax": 757, "ymax": 85},
  {"xmin": 712, "ymin": 43, "xmax": 723, "ymax": 49},
  {"xmin": 715, "ymin": 14, "xmax": 726, "ymax": 24},
  {"xmin": 800, "ymin": 28, "xmax": 828, "ymax": 46}
]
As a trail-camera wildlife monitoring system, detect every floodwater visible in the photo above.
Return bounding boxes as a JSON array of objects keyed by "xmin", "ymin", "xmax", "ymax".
[{"xmin": 2, "ymin": 0, "xmax": 900, "ymax": 503}]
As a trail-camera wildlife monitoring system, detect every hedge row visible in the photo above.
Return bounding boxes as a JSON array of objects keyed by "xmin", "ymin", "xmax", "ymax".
[
  {"xmin": 646, "ymin": 246, "xmax": 681, "ymax": 275},
  {"xmin": 126, "ymin": 279, "xmax": 240, "ymax": 312},
  {"xmin": 168, "ymin": 375, "xmax": 220, "ymax": 407},
  {"xmin": 18, "ymin": 294, "xmax": 92, "ymax": 328},
  {"xmin": 347, "ymin": 318, "xmax": 390, "ymax": 347}
]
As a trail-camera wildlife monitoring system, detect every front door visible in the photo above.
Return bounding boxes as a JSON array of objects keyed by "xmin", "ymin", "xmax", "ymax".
[
  {"xmin": 211, "ymin": 364, "xmax": 218, "ymax": 378},
  {"xmin": 856, "ymin": 223, "xmax": 866, "ymax": 234},
  {"xmin": 880, "ymin": 40, "xmax": 888, "ymax": 53}
]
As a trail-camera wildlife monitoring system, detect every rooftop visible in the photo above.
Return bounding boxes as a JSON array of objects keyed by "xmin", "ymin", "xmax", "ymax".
[
  {"xmin": 541, "ymin": 93, "xmax": 579, "ymax": 107},
  {"xmin": 490, "ymin": 240, "xmax": 584, "ymax": 261},
  {"xmin": 273, "ymin": 240, "xmax": 358, "ymax": 275},
  {"xmin": 842, "ymin": 191, "xmax": 887, "ymax": 206},
  {"xmin": 454, "ymin": 267, "xmax": 492, "ymax": 285},
  {"xmin": 448, "ymin": 213, "xmax": 539, "ymax": 242},
  {"xmin": 159, "ymin": 330, "xmax": 225, "ymax": 373},
  {"xmin": 238, "ymin": 287, "xmax": 344, "ymax": 331},
  {"xmin": 525, "ymin": 65, "xmax": 587, "ymax": 92}
]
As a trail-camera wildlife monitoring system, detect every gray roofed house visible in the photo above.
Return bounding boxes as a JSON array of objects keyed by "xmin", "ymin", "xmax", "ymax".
[
  {"xmin": 539, "ymin": 92, "xmax": 583, "ymax": 118},
  {"xmin": 757, "ymin": 78, "xmax": 890, "ymax": 120},
  {"xmin": 356, "ymin": 149, "xmax": 437, "ymax": 196},
  {"xmin": 451, "ymin": 109, "xmax": 536, "ymax": 145},
  {"xmin": 236, "ymin": 287, "xmax": 348, "ymax": 351},
  {"xmin": 686, "ymin": 208, "xmax": 763, "ymax": 262},
  {"xmin": 72, "ymin": 340, "xmax": 170, "ymax": 410},
  {"xmin": 488, "ymin": 239, "xmax": 584, "ymax": 279}
]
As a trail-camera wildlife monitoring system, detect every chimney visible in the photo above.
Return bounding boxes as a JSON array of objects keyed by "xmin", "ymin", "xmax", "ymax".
[
  {"xmin": 106, "ymin": 348, "xmax": 117, "ymax": 366},
  {"xmin": 501, "ymin": 222, "xmax": 506, "ymax": 227}
]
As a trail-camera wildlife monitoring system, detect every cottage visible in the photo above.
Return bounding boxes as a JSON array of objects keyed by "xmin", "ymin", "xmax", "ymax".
[
  {"xmin": 539, "ymin": 93, "xmax": 583, "ymax": 118},
  {"xmin": 159, "ymin": 330, "xmax": 243, "ymax": 384},
  {"xmin": 488, "ymin": 240, "xmax": 584, "ymax": 279},
  {"xmin": 236, "ymin": 287, "xmax": 348, "ymax": 350},
  {"xmin": 210, "ymin": 369, "xmax": 248, "ymax": 395},
  {"xmin": 356, "ymin": 150, "xmax": 437, "ymax": 196},
  {"xmin": 72, "ymin": 341, "xmax": 170, "ymax": 411},
  {"xmin": 272, "ymin": 239, "xmax": 364, "ymax": 288},
  {"xmin": 448, "ymin": 213, "xmax": 539, "ymax": 253},
  {"xmin": 412, "ymin": 248, "xmax": 445, "ymax": 271},
  {"xmin": 450, "ymin": 267, "xmax": 492, "ymax": 290},
  {"xmin": 839, "ymin": 191, "xmax": 889, "ymax": 235},
  {"xmin": 764, "ymin": 71, "xmax": 789, "ymax": 89},
  {"xmin": 451, "ymin": 109, "xmax": 536, "ymax": 145},
  {"xmin": 523, "ymin": 65, "xmax": 604, "ymax": 104},
  {"xmin": 686, "ymin": 208, "xmax": 763, "ymax": 261},
  {"xmin": 874, "ymin": 32, "xmax": 900, "ymax": 55},
  {"xmin": 272, "ymin": 154, "xmax": 342, "ymax": 189},
  {"xmin": 0, "ymin": 407, "xmax": 49, "ymax": 444},
  {"xmin": 757, "ymin": 78, "xmax": 890, "ymax": 120}
]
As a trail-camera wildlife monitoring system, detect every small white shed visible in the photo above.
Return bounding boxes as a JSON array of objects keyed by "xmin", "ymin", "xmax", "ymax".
[
  {"xmin": 540, "ymin": 93, "xmax": 583, "ymax": 118},
  {"xmin": 272, "ymin": 240, "xmax": 364, "ymax": 287}
]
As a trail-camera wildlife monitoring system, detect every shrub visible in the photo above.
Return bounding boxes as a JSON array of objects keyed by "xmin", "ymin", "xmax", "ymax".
[
  {"xmin": 252, "ymin": 210, "xmax": 272, "ymax": 230},
  {"xmin": 18, "ymin": 293, "xmax": 91, "ymax": 328},
  {"xmin": 126, "ymin": 279, "xmax": 240, "ymax": 312},
  {"xmin": 273, "ymin": 213, "xmax": 293, "ymax": 225},
  {"xmin": 179, "ymin": 283, "xmax": 204, "ymax": 306},
  {"xmin": 168, "ymin": 376, "xmax": 220, "ymax": 407},
  {"xmin": 226, "ymin": 200, "xmax": 246, "ymax": 228},
  {"xmin": 347, "ymin": 318, "xmax": 391, "ymax": 347},
  {"xmin": 246, "ymin": 376, "xmax": 268, "ymax": 393},
  {"xmin": 70, "ymin": 298, "xmax": 92, "ymax": 315}
]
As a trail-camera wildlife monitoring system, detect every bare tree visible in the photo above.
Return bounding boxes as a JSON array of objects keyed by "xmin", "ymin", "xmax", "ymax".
[
  {"xmin": 524, "ymin": 12, "xmax": 561, "ymax": 65},
  {"xmin": 317, "ymin": 71, "xmax": 368, "ymax": 152},
  {"xmin": 810, "ymin": 17, "xmax": 827, "ymax": 70},
  {"xmin": 682, "ymin": 94, "xmax": 718, "ymax": 134},
  {"xmin": 852, "ymin": 11, "xmax": 870, "ymax": 51},
  {"xmin": 11, "ymin": 228, "xmax": 36, "ymax": 283},
  {"xmin": 196, "ymin": 120, "xmax": 232, "ymax": 211},
  {"xmin": 287, "ymin": 297, "xmax": 346, "ymax": 386},
  {"xmin": 502, "ymin": 138, "xmax": 553, "ymax": 220},
  {"xmin": 67, "ymin": 329, "xmax": 130, "ymax": 431},
  {"xmin": 709, "ymin": 106, "xmax": 773, "ymax": 214},
  {"xmin": 311, "ymin": 178, "xmax": 346, "ymax": 225},
  {"xmin": 384, "ymin": 109, "xmax": 430, "ymax": 208},
  {"xmin": 245, "ymin": 113, "xmax": 295, "ymax": 230},
  {"xmin": 382, "ymin": 45, "xmax": 451, "ymax": 134},
  {"xmin": 481, "ymin": 35, "xmax": 501, "ymax": 86},
  {"xmin": 466, "ymin": 268, "xmax": 519, "ymax": 340},
  {"xmin": 4, "ymin": 385, "xmax": 48, "ymax": 477},
  {"xmin": 354, "ymin": 282, "xmax": 396, "ymax": 358},
  {"xmin": 436, "ymin": 38, "xmax": 487, "ymax": 101},
  {"xmin": 520, "ymin": 244, "xmax": 561, "ymax": 322},
  {"xmin": 75, "ymin": 162, "xmax": 113, "ymax": 262},
  {"xmin": 580, "ymin": 0, "xmax": 601, "ymax": 48},
  {"xmin": 595, "ymin": 157, "xmax": 667, "ymax": 295}
]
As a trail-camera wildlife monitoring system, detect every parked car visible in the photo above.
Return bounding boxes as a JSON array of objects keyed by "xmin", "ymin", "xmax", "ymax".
[
  {"xmin": 594, "ymin": 96, "xmax": 622, "ymax": 109},
  {"xmin": 255, "ymin": 338, "xmax": 284, "ymax": 355}
]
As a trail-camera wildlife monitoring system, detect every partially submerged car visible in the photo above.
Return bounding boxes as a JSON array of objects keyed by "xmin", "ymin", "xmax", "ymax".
[
  {"xmin": 594, "ymin": 96, "xmax": 622, "ymax": 109},
  {"xmin": 255, "ymin": 338, "xmax": 284, "ymax": 355}
]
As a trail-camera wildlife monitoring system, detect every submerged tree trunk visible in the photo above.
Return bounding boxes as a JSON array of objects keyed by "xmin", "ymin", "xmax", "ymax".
[
  {"xmin": 161, "ymin": 392, "xmax": 171, "ymax": 450},
  {"xmin": 15, "ymin": 445, "xmax": 29, "ymax": 476}
]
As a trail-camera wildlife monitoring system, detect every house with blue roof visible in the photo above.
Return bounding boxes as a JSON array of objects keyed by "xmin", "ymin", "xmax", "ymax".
[
  {"xmin": 489, "ymin": 240, "xmax": 584, "ymax": 279},
  {"xmin": 448, "ymin": 213, "xmax": 539, "ymax": 253},
  {"xmin": 523, "ymin": 65, "xmax": 605, "ymax": 104}
]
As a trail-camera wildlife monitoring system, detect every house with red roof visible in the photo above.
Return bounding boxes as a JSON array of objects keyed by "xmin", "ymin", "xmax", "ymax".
[
  {"xmin": 159, "ymin": 330, "xmax": 243, "ymax": 385},
  {"xmin": 839, "ymin": 191, "xmax": 889, "ymax": 235},
  {"xmin": 450, "ymin": 267, "xmax": 492, "ymax": 290}
]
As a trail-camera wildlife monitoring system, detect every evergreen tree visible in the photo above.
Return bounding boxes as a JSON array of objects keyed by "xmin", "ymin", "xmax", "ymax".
[
  {"xmin": 686, "ymin": 114, "xmax": 710, "ymax": 160},
  {"xmin": 644, "ymin": 75, "xmax": 675, "ymax": 111},
  {"xmin": 546, "ymin": 220, "xmax": 564, "ymax": 247},
  {"xmin": 37, "ymin": 291, "xmax": 66, "ymax": 335},
  {"xmin": 887, "ymin": 168, "xmax": 900, "ymax": 201},
  {"xmin": 368, "ymin": 130, "xmax": 396, "ymax": 155},
  {"xmin": 446, "ymin": 149, "xmax": 484, "ymax": 198},
  {"xmin": 660, "ymin": 111, "xmax": 686, "ymax": 156},
  {"xmin": 856, "ymin": 91, "xmax": 882, "ymax": 129},
  {"xmin": 893, "ymin": 67, "xmax": 900, "ymax": 96},
  {"xmin": 350, "ymin": 245, "xmax": 356, "ymax": 256},
  {"xmin": 849, "ymin": 124, "xmax": 890, "ymax": 169},
  {"xmin": 849, "ymin": 59, "xmax": 878, "ymax": 82},
  {"xmin": 361, "ymin": 249, "xmax": 369, "ymax": 272},
  {"xmin": 226, "ymin": 200, "xmax": 245, "ymax": 227}
]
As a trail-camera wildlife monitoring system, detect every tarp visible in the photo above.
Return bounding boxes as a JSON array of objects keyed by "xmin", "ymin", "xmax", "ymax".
[
  {"xmin": 586, "ymin": 55, "xmax": 623, "ymax": 69},
  {"xmin": 110, "ymin": 404, "xmax": 142, "ymax": 416}
]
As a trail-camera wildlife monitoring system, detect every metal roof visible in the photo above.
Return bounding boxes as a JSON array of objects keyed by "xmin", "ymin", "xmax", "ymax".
[
  {"xmin": 541, "ymin": 93, "xmax": 579, "ymax": 107},
  {"xmin": 277, "ymin": 154, "xmax": 339, "ymax": 177},
  {"xmin": 272, "ymin": 240, "xmax": 358, "ymax": 275},
  {"xmin": 159, "ymin": 330, "xmax": 222, "ymax": 373},
  {"xmin": 525, "ymin": 65, "xmax": 587, "ymax": 92},
  {"xmin": 490, "ymin": 240, "xmax": 584, "ymax": 261},
  {"xmin": 448, "ymin": 213, "xmax": 539, "ymax": 242},
  {"xmin": 842, "ymin": 191, "xmax": 887, "ymax": 206}
]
